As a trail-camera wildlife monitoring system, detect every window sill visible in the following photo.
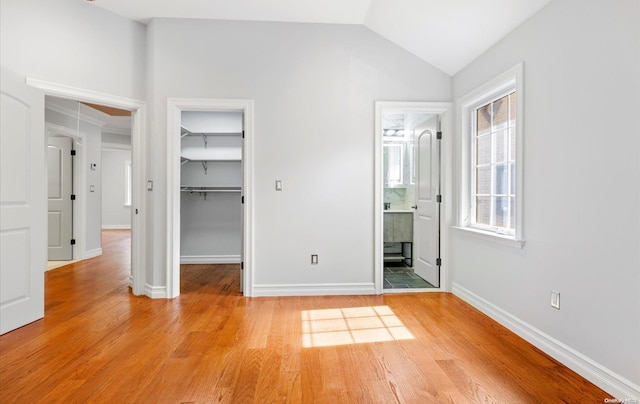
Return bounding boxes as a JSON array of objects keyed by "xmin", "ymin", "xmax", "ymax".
[{"xmin": 452, "ymin": 226, "xmax": 525, "ymax": 249}]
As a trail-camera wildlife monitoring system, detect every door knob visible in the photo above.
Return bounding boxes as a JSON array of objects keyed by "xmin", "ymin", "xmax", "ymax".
[{"xmin": 411, "ymin": 205, "xmax": 418, "ymax": 209}]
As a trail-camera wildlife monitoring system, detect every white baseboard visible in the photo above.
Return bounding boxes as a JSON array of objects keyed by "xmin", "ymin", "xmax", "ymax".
[
  {"xmin": 180, "ymin": 255, "xmax": 241, "ymax": 264},
  {"xmin": 452, "ymin": 283, "xmax": 640, "ymax": 400},
  {"xmin": 102, "ymin": 225, "xmax": 131, "ymax": 230},
  {"xmin": 145, "ymin": 283, "xmax": 167, "ymax": 299},
  {"xmin": 251, "ymin": 283, "xmax": 376, "ymax": 297},
  {"xmin": 84, "ymin": 248, "xmax": 102, "ymax": 259}
]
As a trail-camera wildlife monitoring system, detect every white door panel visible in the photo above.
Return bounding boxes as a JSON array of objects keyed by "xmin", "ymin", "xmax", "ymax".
[
  {"xmin": 1, "ymin": 68, "xmax": 46, "ymax": 334},
  {"xmin": 413, "ymin": 115, "xmax": 440, "ymax": 287},
  {"xmin": 47, "ymin": 136, "xmax": 73, "ymax": 260}
]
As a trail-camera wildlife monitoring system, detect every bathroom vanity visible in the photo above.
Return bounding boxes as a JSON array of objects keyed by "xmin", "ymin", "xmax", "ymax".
[{"xmin": 383, "ymin": 210, "xmax": 413, "ymax": 265}]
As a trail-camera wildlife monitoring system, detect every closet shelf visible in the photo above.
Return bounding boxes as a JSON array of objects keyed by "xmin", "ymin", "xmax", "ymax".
[
  {"xmin": 181, "ymin": 126, "xmax": 242, "ymax": 138},
  {"xmin": 181, "ymin": 186, "xmax": 241, "ymax": 193},
  {"xmin": 180, "ymin": 147, "xmax": 241, "ymax": 162}
]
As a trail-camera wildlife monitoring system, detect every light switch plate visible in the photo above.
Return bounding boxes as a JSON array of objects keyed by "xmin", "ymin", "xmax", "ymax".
[
  {"xmin": 275, "ymin": 180, "xmax": 283, "ymax": 191},
  {"xmin": 551, "ymin": 290, "xmax": 560, "ymax": 309}
]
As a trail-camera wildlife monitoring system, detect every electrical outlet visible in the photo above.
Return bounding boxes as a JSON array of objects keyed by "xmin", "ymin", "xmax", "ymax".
[
  {"xmin": 311, "ymin": 254, "xmax": 318, "ymax": 265},
  {"xmin": 551, "ymin": 290, "xmax": 560, "ymax": 310}
]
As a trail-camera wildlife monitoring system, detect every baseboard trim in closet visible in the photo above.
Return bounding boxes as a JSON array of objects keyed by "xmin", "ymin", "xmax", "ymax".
[{"xmin": 180, "ymin": 255, "xmax": 241, "ymax": 265}]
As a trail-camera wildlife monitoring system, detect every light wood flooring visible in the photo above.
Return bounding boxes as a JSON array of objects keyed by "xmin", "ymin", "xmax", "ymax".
[{"xmin": 0, "ymin": 230, "xmax": 610, "ymax": 403}]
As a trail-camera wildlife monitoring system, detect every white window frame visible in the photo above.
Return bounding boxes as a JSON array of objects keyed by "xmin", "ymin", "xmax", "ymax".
[
  {"xmin": 124, "ymin": 159, "xmax": 132, "ymax": 207},
  {"xmin": 455, "ymin": 63, "xmax": 524, "ymax": 248}
]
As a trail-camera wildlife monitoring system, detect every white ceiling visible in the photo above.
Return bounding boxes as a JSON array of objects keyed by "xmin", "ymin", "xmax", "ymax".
[{"xmin": 88, "ymin": 0, "xmax": 552, "ymax": 75}]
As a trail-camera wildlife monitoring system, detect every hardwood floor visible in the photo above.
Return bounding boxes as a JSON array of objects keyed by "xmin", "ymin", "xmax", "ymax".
[{"xmin": 0, "ymin": 230, "xmax": 610, "ymax": 403}]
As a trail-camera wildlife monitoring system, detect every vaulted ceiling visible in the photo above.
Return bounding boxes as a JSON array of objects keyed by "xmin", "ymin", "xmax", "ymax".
[{"xmin": 88, "ymin": 0, "xmax": 552, "ymax": 75}]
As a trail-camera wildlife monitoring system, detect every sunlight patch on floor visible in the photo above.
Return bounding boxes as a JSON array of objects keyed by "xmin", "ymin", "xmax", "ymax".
[{"xmin": 301, "ymin": 305, "xmax": 413, "ymax": 348}]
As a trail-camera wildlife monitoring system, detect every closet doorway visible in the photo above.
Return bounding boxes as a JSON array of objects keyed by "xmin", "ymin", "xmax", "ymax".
[
  {"xmin": 180, "ymin": 111, "xmax": 243, "ymax": 276},
  {"xmin": 167, "ymin": 99, "xmax": 254, "ymax": 298}
]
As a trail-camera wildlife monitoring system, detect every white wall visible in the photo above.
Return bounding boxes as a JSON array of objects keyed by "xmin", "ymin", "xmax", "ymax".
[
  {"xmin": 102, "ymin": 133, "xmax": 132, "ymax": 146},
  {"xmin": 146, "ymin": 19, "xmax": 451, "ymax": 288},
  {"xmin": 0, "ymin": 0, "xmax": 146, "ymax": 100},
  {"xmin": 451, "ymin": 0, "xmax": 640, "ymax": 393},
  {"xmin": 102, "ymin": 148, "xmax": 132, "ymax": 229}
]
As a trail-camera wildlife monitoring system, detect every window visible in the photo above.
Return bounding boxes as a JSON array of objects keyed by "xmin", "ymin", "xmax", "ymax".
[
  {"xmin": 457, "ymin": 63, "xmax": 523, "ymax": 246},
  {"xmin": 473, "ymin": 91, "xmax": 516, "ymax": 234},
  {"xmin": 124, "ymin": 160, "xmax": 132, "ymax": 206}
]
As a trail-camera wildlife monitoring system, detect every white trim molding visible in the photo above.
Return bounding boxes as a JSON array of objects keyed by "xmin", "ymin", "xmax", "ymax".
[
  {"xmin": 145, "ymin": 284, "xmax": 167, "ymax": 299},
  {"xmin": 452, "ymin": 226, "xmax": 525, "ymax": 249},
  {"xmin": 252, "ymin": 283, "xmax": 376, "ymax": 297},
  {"xmin": 452, "ymin": 283, "xmax": 640, "ymax": 400},
  {"xmin": 180, "ymin": 255, "xmax": 241, "ymax": 264},
  {"xmin": 456, "ymin": 62, "xmax": 524, "ymax": 246},
  {"xmin": 102, "ymin": 225, "xmax": 131, "ymax": 230},
  {"xmin": 84, "ymin": 248, "xmax": 103, "ymax": 259}
]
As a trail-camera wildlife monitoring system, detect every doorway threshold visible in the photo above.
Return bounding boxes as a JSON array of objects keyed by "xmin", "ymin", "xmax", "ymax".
[
  {"xmin": 383, "ymin": 265, "xmax": 437, "ymax": 290},
  {"xmin": 47, "ymin": 260, "xmax": 79, "ymax": 271}
]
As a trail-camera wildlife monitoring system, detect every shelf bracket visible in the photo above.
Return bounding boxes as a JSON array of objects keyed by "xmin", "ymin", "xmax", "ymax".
[
  {"xmin": 201, "ymin": 161, "xmax": 208, "ymax": 175},
  {"xmin": 201, "ymin": 134, "xmax": 208, "ymax": 149}
]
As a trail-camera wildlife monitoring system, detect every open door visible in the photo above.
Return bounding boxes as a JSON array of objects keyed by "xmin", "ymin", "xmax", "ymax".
[
  {"xmin": 47, "ymin": 136, "xmax": 73, "ymax": 261},
  {"xmin": 413, "ymin": 115, "xmax": 441, "ymax": 287},
  {"xmin": 0, "ymin": 68, "xmax": 46, "ymax": 334}
]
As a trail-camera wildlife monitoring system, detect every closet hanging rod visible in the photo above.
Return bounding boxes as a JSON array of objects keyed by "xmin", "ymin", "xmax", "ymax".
[
  {"xmin": 181, "ymin": 189, "xmax": 241, "ymax": 193},
  {"xmin": 181, "ymin": 131, "xmax": 243, "ymax": 137},
  {"xmin": 181, "ymin": 186, "xmax": 241, "ymax": 193}
]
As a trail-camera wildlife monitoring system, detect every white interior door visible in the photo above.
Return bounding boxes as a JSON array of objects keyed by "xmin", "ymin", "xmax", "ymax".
[
  {"xmin": 47, "ymin": 136, "xmax": 73, "ymax": 261},
  {"xmin": 0, "ymin": 68, "xmax": 46, "ymax": 334},
  {"xmin": 413, "ymin": 115, "xmax": 440, "ymax": 287}
]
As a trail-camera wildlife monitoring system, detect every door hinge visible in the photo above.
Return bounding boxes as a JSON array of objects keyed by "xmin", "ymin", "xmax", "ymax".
[
  {"xmin": 70, "ymin": 194, "xmax": 76, "ymax": 200},
  {"xmin": 241, "ymin": 196, "xmax": 244, "ymax": 204},
  {"xmin": 70, "ymin": 239, "xmax": 76, "ymax": 245},
  {"xmin": 436, "ymin": 131, "xmax": 442, "ymax": 140},
  {"xmin": 70, "ymin": 149, "xmax": 76, "ymax": 156},
  {"xmin": 436, "ymin": 258, "xmax": 442, "ymax": 266},
  {"xmin": 241, "ymin": 262, "xmax": 244, "ymax": 270},
  {"xmin": 242, "ymin": 130, "xmax": 245, "ymax": 139},
  {"xmin": 436, "ymin": 194, "xmax": 442, "ymax": 203}
]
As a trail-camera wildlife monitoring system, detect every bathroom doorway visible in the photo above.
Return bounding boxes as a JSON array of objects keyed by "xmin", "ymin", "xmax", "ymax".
[{"xmin": 374, "ymin": 102, "xmax": 452, "ymax": 293}]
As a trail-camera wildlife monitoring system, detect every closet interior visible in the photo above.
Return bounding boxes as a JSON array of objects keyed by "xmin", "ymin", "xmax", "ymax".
[{"xmin": 180, "ymin": 111, "xmax": 243, "ymax": 264}]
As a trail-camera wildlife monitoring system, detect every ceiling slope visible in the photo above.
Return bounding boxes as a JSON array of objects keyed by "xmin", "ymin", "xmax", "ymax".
[{"xmin": 87, "ymin": 0, "xmax": 552, "ymax": 75}]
